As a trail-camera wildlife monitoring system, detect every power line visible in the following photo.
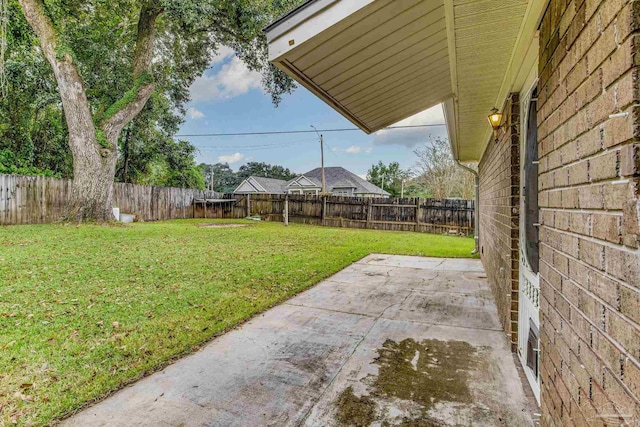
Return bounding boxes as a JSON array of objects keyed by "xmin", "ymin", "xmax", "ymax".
[
  {"xmin": 177, "ymin": 124, "xmax": 445, "ymax": 137},
  {"xmin": 195, "ymin": 138, "xmax": 318, "ymax": 151}
]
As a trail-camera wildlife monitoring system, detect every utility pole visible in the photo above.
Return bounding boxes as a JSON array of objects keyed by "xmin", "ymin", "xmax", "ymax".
[
  {"xmin": 311, "ymin": 125, "xmax": 326, "ymax": 194},
  {"xmin": 401, "ymin": 179, "xmax": 405, "ymax": 198},
  {"xmin": 381, "ymin": 173, "xmax": 385, "ymax": 192},
  {"xmin": 209, "ymin": 166, "xmax": 214, "ymax": 192}
]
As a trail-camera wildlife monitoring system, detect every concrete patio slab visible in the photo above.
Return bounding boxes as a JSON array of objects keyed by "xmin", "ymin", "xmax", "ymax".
[{"xmin": 62, "ymin": 256, "xmax": 534, "ymax": 427}]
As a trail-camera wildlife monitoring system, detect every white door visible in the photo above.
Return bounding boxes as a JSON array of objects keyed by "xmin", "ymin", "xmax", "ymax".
[{"xmin": 518, "ymin": 79, "xmax": 541, "ymax": 403}]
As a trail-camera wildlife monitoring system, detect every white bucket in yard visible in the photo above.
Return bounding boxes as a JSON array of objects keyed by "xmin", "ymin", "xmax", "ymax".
[
  {"xmin": 112, "ymin": 207, "xmax": 120, "ymax": 221},
  {"xmin": 120, "ymin": 213, "xmax": 135, "ymax": 223}
]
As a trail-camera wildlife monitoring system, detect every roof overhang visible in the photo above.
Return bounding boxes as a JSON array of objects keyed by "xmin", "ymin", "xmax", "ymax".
[{"xmin": 266, "ymin": 0, "xmax": 546, "ymax": 162}]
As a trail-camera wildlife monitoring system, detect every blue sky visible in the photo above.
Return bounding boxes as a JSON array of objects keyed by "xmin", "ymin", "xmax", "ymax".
[{"xmin": 179, "ymin": 49, "xmax": 448, "ymax": 177}]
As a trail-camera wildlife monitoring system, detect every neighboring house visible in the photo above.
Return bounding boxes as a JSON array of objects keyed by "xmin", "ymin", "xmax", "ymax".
[
  {"xmin": 233, "ymin": 176, "xmax": 288, "ymax": 195},
  {"xmin": 287, "ymin": 167, "xmax": 389, "ymax": 197},
  {"xmin": 266, "ymin": 1, "xmax": 640, "ymax": 425},
  {"xmin": 234, "ymin": 167, "xmax": 389, "ymax": 197}
]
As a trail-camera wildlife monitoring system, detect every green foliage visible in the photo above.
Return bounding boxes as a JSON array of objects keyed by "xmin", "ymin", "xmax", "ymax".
[
  {"xmin": 96, "ymin": 72, "xmax": 154, "ymax": 124},
  {"xmin": 0, "ymin": 0, "xmax": 72, "ymax": 177},
  {"xmin": 4, "ymin": 0, "xmax": 306, "ymax": 186},
  {"xmin": 0, "ymin": 220, "xmax": 475, "ymax": 426},
  {"xmin": 159, "ymin": 139, "xmax": 205, "ymax": 189},
  {"xmin": 122, "ymin": 137, "xmax": 205, "ymax": 189},
  {"xmin": 237, "ymin": 161, "xmax": 297, "ymax": 181},
  {"xmin": 95, "ymin": 128, "xmax": 110, "ymax": 149},
  {"xmin": 200, "ymin": 162, "xmax": 240, "ymax": 192},
  {"xmin": 366, "ymin": 161, "xmax": 411, "ymax": 197},
  {"xmin": 0, "ymin": 149, "xmax": 61, "ymax": 177},
  {"xmin": 54, "ymin": 43, "xmax": 75, "ymax": 62}
]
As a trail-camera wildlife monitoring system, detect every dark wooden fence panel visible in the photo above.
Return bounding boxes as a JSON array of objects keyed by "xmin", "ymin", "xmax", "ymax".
[
  {"xmin": 0, "ymin": 174, "xmax": 220, "ymax": 225},
  {"xmin": 200, "ymin": 194, "xmax": 474, "ymax": 235}
]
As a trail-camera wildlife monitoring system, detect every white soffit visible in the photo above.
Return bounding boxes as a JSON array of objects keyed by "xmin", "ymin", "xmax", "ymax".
[
  {"xmin": 452, "ymin": 0, "xmax": 530, "ymax": 161},
  {"xmin": 266, "ymin": 0, "xmax": 452, "ymax": 134}
]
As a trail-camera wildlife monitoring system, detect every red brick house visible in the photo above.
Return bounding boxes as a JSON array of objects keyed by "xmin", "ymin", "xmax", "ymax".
[{"xmin": 266, "ymin": 0, "xmax": 640, "ymax": 425}]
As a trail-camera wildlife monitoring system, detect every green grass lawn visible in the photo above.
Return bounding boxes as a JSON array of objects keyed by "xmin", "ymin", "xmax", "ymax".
[{"xmin": 0, "ymin": 220, "xmax": 475, "ymax": 425}]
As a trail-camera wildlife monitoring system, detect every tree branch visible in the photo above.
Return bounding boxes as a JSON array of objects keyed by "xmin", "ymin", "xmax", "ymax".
[
  {"xmin": 100, "ymin": 2, "xmax": 162, "ymax": 141},
  {"xmin": 133, "ymin": 3, "xmax": 163, "ymax": 79},
  {"xmin": 17, "ymin": 0, "xmax": 97, "ymax": 150}
]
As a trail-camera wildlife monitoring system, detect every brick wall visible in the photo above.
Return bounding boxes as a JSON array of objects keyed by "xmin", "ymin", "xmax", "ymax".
[
  {"xmin": 538, "ymin": 0, "xmax": 640, "ymax": 425},
  {"xmin": 478, "ymin": 94, "xmax": 521, "ymax": 351}
]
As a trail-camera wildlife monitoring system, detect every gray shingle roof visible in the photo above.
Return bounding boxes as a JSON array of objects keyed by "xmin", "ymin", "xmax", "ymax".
[
  {"xmin": 253, "ymin": 176, "xmax": 288, "ymax": 193},
  {"xmin": 236, "ymin": 167, "xmax": 389, "ymax": 196},
  {"xmin": 234, "ymin": 176, "xmax": 288, "ymax": 194},
  {"xmin": 301, "ymin": 167, "xmax": 389, "ymax": 195},
  {"xmin": 286, "ymin": 176, "xmax": 321, "ymax": 187}
]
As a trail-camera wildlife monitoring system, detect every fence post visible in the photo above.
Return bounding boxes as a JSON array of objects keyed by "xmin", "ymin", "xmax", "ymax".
[
  {"xmin": 246, "ymin": 194, "xmax": 251, "ymax": 217},
  {"xmin": 415, "ymin": 197, "xmax": 421, "ymax": 232},
  {"xmin": 366, "ymin": 198, "xmax": 372, "ymax": 229},
  {"xmin": 284, "ymin": 195, "xmax": 289, "ymax": 226},
  {"xmin": 322, "ymin": 195, "xmax": 327, "ymax": 226}
]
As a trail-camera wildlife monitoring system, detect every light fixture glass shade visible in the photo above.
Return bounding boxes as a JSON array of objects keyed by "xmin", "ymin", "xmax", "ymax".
[{"xmin": 488, "ymin": 108, "xmax": 503, "ymax": 130}]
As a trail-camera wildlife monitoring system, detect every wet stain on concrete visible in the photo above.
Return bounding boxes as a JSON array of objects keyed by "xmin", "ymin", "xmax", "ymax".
[
  {"xmin": 372, "ymin": 338, "xmax": 477, "ymax": 408},
  {"xmin": 381, "ymin": 418, "xmax": 446, "ymax": 427},
  {"xmin": 335, "ymin": 386, "xmax": 376, "ymax": 427},
  {"xmin": 335, "ymin": 338, "xmax": 482, "ymax": 426}
]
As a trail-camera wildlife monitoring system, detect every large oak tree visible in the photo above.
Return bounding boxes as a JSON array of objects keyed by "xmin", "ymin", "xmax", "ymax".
[{"xmin": 14, "ymin": 0, "xmax": 300, "ymax": 221}]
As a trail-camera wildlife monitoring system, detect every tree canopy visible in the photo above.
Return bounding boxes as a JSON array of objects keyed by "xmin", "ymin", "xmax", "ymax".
[
  {"xmin": 412, "ymin": 137, "xmax": 475, "ymax": 199},
  {"xmin": 237, "ymin": 161, "xmax": 297, "ymax": 181},
  {"xmin": 3, "ymin": 0, "xmax": 304, "ymax": 220},
  {"xmin": 366, "ymin": 161, "xmax": 411, "ymax": 197}
]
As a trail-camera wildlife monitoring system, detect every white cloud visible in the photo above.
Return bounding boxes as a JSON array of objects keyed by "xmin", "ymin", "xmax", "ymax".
[
  {"xmin": 372, "ymin": 104, "xmax": 448, "ymax": 148},
  {"xmin": 186, "ymin": 107, "xmax": 205, "ymax": 119},
  {"xmin": 190, "ymin": 55, "xmax": 262, "ymax": 103},
  {"xmin": 218, "ymin": 152, "xmax": 245, "ymax": 164},
  {"xmin": 345, "ymin": 146, "xmax": 362, "ymax": 154},
  {"xmin": 210, "ymin": 46, "xmax": 235, "ymax": 65}
]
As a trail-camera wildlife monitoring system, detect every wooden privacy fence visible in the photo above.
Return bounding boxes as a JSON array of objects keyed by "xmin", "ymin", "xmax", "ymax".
[
  {"xmin": 1, "ymin": 173, "xmax": 474, "ymax": 234},
  {"xmin": 199, "ymin": 194, "xmax": 475, "ymax": 235},
  {"xmin": 0, "ymin": 174, "xmax": 220, "ymax": 225}
]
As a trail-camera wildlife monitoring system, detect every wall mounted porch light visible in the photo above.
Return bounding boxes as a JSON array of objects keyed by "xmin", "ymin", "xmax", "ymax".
[{"xmin": 488, "ymin": 108, "xmax": 504, "ymax": 142}]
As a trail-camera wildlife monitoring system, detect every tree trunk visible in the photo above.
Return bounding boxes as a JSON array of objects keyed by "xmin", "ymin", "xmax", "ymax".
[
  {"xmin": 18, "ymin": 0, "xmax": 159, "ymax": 222},
  {"xmin": 65, "ymin": 139, "xmax": 119, "ymax": 222}
]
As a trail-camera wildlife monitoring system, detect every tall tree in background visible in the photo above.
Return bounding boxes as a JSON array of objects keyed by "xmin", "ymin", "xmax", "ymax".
[
  {"xmin": 366, "ymin": 161, "xmax": 410, "ymax": 197},
  {"xmin": 237, "ymin": 161, "xmax": 297, "ymax": 181},
  {"xmin": 12, "ymin": 0, "xmax": 301, "ymax": 221},
  {"xmin": 201, "ymin": 163, "xmax": 240, "ymax": 193},
  {"xmin": 413, "ymin": 137, "xmax": 475, "ymax": 199}
]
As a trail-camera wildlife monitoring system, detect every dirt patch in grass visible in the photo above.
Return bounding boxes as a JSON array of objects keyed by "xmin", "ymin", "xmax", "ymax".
[
  {"xmin": 336, "ymin": 386, "xmax": 376, "ymax": 427},
  {"xmin": 335, "ymin": 338, "xmax": 482, "ymax": 426},
  {"xmin": 195, "ymin": 223, "xmax": 249, "ymax": 228}
]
